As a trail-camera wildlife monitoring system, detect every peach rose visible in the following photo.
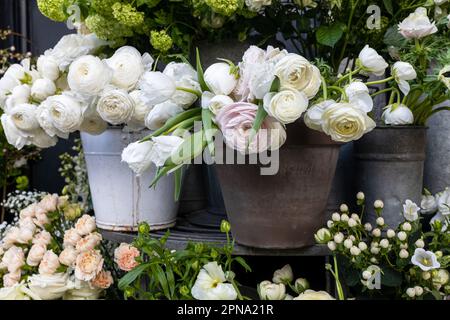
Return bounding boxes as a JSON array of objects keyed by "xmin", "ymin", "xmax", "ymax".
[
  {"xmin": 76, "ymin": 232, "xmax": 102, "ymax": 252},
  {"xmin": 3, "ymin": 270, "xmax": 21, "ymax": 287},
  {"xmin": 64, "ymin": 228, "xmax": 81, "ymax": 248},
  {"xmin": 59, "ymin": 246, "xmax": 78, "ymax": 267},
  {"xmin": 33, "ymin": 230, "xmax": 52, "ymax": 247},
  {"xmin": 90, "ymin": 270, "xmax": 113, "ymax": 289},
  {"xmin": 2, "ymin": 246, "xmax": 25, "ymax": 273},
  {"xmin": 114, "ymin": 243, "xmax": 140, "ymax": 271},
  {"xmin": 17, "ymin": 218, "xmax": 36, "ymax": 244},
  {"xmin": 26, "ymin": 243, "xmax": 47, "ymax": 267},
  {"xmin": 75, "ymin": 215, "xmax": 96, "ymax": 236},
  {"xmin": 2, "ymin": 227, "xmax": 21, "ymax": 249},
  {"xmin": 39, "ymin": 194, "xmax": 59, "ymax": 212},
  {"xmin": 33, "ymin": 206, "xmax": 50, "ymax": 227},
  {"xmin": 19, "ymin": 203, "xmax": 37, "ymax": 220},
  {"xmin": 75, "ymin": 250, "xmax": 104, "ymax": 281},
  {"xmin": 39, "ymin": 250, "xmax": 61, "ymax": 275}
]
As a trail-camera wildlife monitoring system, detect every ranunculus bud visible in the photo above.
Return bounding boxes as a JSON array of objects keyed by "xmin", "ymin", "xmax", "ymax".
[
  {"xmin": 258, "ymin": 281, "xmax": 286, "ymax": 300},
  {"xmin": 272, "ymin": 264, "xmax": 293, "ymax": 284},
  {"xmin": 204, "ymin": 63, "xmax": 238, "ymax": 96},
  {"xmin": 382, "ymin": 104, "xmax": 414, "ymax": 125}
]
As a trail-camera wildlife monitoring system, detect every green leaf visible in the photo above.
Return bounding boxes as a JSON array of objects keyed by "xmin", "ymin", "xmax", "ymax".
[
  {"xmin": 166, "ymin": 130, "xmax": 209, "ymax": 167},
  {"xmin": 196, "ymin": 47, "xmax": 210, "ymax": 92},
  {"xmin": 202, "ymin": 109, "xmax": 215, "ymax": 156},
  {"xmin": 383, "ymin": 0, "xmax": 394, "ymax": 16},
  {"xmin": 234, "ymin": 257, "xmax": 252, "ymax": 272},
  {"xmin": 248, "ymin": 104, "xmax": 268, "ymax": 146},
  {"xmin": 315, "ymin": 23, "xmax": 345, "ymax": 47},
  {"xmin": 150, "ymin": 165, "xmax": 178, "ymax": 188},
  {"xmin": 270, "ymin": 76, "xmax": 280, "ymax": 92},
  {"xmin": 118, "ymin": 263, "xmax": 149, "ymax": 290},
  {"xmin": 153, "ymin": 264, "xmax": 171, "ymax": 299},
  {"xmin": 380, "ymin": 266, "xmax": 402, "ymax": 287},
  {"xmin": 174, "ymin": 166, "xmax": 183, "ymax": 201}
]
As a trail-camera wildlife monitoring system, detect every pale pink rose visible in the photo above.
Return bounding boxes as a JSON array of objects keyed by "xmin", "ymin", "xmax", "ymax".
[
  {"xmin": 38, "ymin": 250, "xmax": 61, "ymax": 275},
  {"xmin": 90, "ymin": 270, "xmax": 114, "ymax": 289},
  {"xmin": 19, "ymin": 203, "xmax": 37, "ymax": 219},
  {"xmin": 3, "ymin": 270, "xmax": 21, "ymax": 287},
  {"xmin": 2, "ymin": 227, "xmax": 21, "ymax": 249},
  {"xmin": 114, "ymin": 243, "xmax": 140, "ymax": 271},
  {"xmin": 75, "ymin": 215, "xmax": 96, "ymax": 236},
  {"xmin": 215, "ymin": 102, "xmax": 282, "ymax": 154},
  {"xmin": 2, "ymin": 246, "xmax": 25, "ymax": 273},
  {"xmin": 26, "ymin": 243, "xmax": 47, "ymax": 267},
  {"xmin": 59, "ymin": 246, "xmax": 78, "ymax": 267},
  {"xmin": 38, "ymin": 194, "xmax": 59, "ymax": 212},
  {"xmin": 76, "ymin": 232, "xmax": 102, "ymax": 252},
  {"xmin": 75, "ymin": 249, "xmax": 104, "ymax": 281},
  {"xmin": 64, "ymin": 228, "xmax": 82, "ymax": 248},
  {"xmin": 33, "ymin": 206, "xmax": 50, "ymax": 227},
  {"xmin": 17, "ymin": 219, "xmax": 36, "ymax": 244},
  {"xmin": 33, "ymin": 230, "xmax": 52, "ymax": 246}
]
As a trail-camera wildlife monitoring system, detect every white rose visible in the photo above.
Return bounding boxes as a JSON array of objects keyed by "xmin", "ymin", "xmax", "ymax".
[
  {"xmin": 272, "ymin": 264, "xmax": 294, "ymax": 284},
  {"xmin": 263, "ymin": 89, "xmax": 308, "ymax": 124},
  {"xmin": 59, "ymin": 247, "xmax": 78, "ymax": 267},
  {"xmin": 105, "ymin": 46, "xmax": 151, "ymax": 90},
  {"xmin": 345, "ymin": 81, "xmax": 373, "ymax": 113},
  {"xmin": 245, "ymin": 0, "xmax": 272, "ymax": 12},
  {"xmin": 121, "ymin": 141, "xmax": 154, "ymax": 176},
  {"xmin": 68, "ymin": 55, "xmax": 112, "ymax": 96},
  {"xmin": 151, "ymin": 135, "xmax": 185, "ymax": 167},
  {"xmin": 9, "ymin": 103, "xmax": 40, "ymax": 131},
  {"xmin": 258, "ymin": 281, "xmax": 286, "ymax": 300},
  {"xmin": 139, "ymin": 71, "xmax": 176, "ymax": 105},
  {"xmin": 37, "ymin": 55, "xmax": 60, "ymax": 81},
  {"xmin": 208, "ymin": 95, "xmax": 234, "ymax": 115},
  {"xmin": 321, "ymin": 102, "xmax": 376, "ymax": 142},
  {"xmin": 274, "ymin": 54, "xmax": 322, "ymax": 99},
  {"xmin": 43, "ymin": 94, "xmax": 85, "ymax": 133},
  {"xmin": 27, "ymin": 272, "xmax": 69, "ymax": 300},
  {"xmin": 398, "ymin": 7, "xmax": 438, "ymax": 39},
  {"xmin": 392, "ymin": 62, "xmax": 417, "ymax": 95},
  {"xmin": 79, "ymin": 108, "xmax": 108, "ymax": 135},
  {"xmin": 26, "ymin": 244, "xmax": 47, "ymax": 267},
  {"xmin": 38, "ymin": 250, "xmax": 61, "ymax": 275},
  {"xmin": 145, "ymin": 100, "xmax": 183, "ymax": 130},
  {"xmin": 382, "ymin": 104, "xmax": 414, "ymax": 125},
  {"xmin": 204, "ymin": 63, "xmax": 238, "ymax": 96},
  {"xmin": 126, "ymin": 90, "xmax": 152, "ymax": 131},
  {"xmin": 294, "ymin": 289, "xmax": 335, "ymax": 300},
  {"xmin": 2, "ymin": 246, "xmax": 25, "ymax": 273},
  {"xmin": 30, "ymin": 78, "xmax": 56, "ymax": 102},
  {"xmin": 358, "ymin": 45, "xmax": 389, "ymax": 76},
  {"xmin": 304, "ymin": 99, "xmax": 336, "ymax": 131},
  {"xmin": 96, "ymin": 88, "xmax": 135, "ymax": 125}
]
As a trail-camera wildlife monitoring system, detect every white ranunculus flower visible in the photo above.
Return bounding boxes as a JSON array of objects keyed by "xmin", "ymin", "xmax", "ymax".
[
  {"xmin": 293, "ymin": 289, "xmax": 335, "ymax": 300},
  {"xmin": 398, "ymin": 7, "xmax": 438, "ymax": 39},
  {"xmin": 345, "ymin": 81, "xmax": 373, "ymax": 113},
  {"xmin": 358, "ymin": 45, "xmax": 389, "ymax": 76},
  {"xmin": 272, "ymin": 264, "xmax": 294, "ymax": 284},
  {"xmin": 121, "ymin": 141, "xmax": 154, "ymax": 176},
  {"xmin": 263, "ymin": 90, "xmax": 308, "ymax": 124},
  {"xmin": 125, "ymin": 90, "xmax": 153, "ymax": 131},
  {"xmin": 96, "ymin": 88, "xmax": 135, "ymax": 125},
  {"xmin": 145, "ymin": 100, "xmax": 183, "ymax": 130},
  {"xmin": 0, "ymin": 114, "xmax": 30, "ymax": 149},
  {"xmin": 0, "ymin": 283, "xmax": 37, "ymax": 300},
  {"xmin": 438, "ymin": 65, "xmax": 450, "ymax": 90},
  {"xmin": 403, "ymin": 199, "xmax": 420, "ymax": 221},
  {"xmin": 274, "ymin": 54, "xmax": 322, "ymax": 99},
  {"xmin": 29, "ymin": 128, "xmax": 57, "ymax": 150},
  {"xmin": 63, "ymin": 278, "xmax": 101, "ymax": 300},
  {"xmin": 258, "ymin": 281, "xmax": 286, "ymax": 300},
  {"xmin": 139, "ymin": 71, "xmax": 176, "ymax": 105},
  {"xmin": 382, "ymin": 104, "xmax": 414, "ymax": 125},
  {"xmin": 204, "ymin": 63, "xmax": 238, "ymax": 96},
  {"xmin": 191, "ymin": 262, "xmax": 237, "ymax": 300},
  {"xmin": 9, "ymin": 104, "xmax": 40, "ymax": 131},
  {"xmin": 27, "ymin": 272, "xmax": 69, "ymax": 300},
  {"xmin": 151, "ymin": 136, "xmax": 185, "ymax": 167},
  {"xmin": 321, "ymin": 102, "xmax": 376, "ymax": 142},
  {"xmin": 245, "ymin": 0, "xmax": 272, "ymax": 12},
  {"xmin": 105, "ymin": 46, "xmax": 152, "ymax": 91},
  {"xmin": 248, "ymin": 62, "xmax": 276, "ymax": 100},
  {"xmin": 163, "ymin": 62, "xmax": 197, "ymax": 81},
  {"xmin": 304, "ymin": 99, "xmax": 336, "ymax": 131},
  {"xmin": 36, "ymin": 55, "xmax": 60, "ymax": 81},
  {"xmin": 79, "ymin": 108, "xmax": 108, "ymax": 136},
  {"xmin": 436, "ymin": 188, "xmax": 450, "ymax": 216},
  {"xmin": 0, "ymin": 74, "xmax": 21, "ymax": 99},
  {"xmin": 208, "ymin": 95, "xmax": 234, "ymax": 115},
  {"xmin": 68, "ymin": 55, "xmax": 112, "ymax": 96},
  {"xmin": 44, "ymin": 94, "xmax": 86, "ymax": 133},
  {"xmin": 392, "ymin": 62, "xmax": 417, "ymax": 95},
  {"xmin": 36, "ymin": 102, "xmax": 68, "ymax": 139},
  {"xmin": 421, "ymin": 194, "xmax": 438, "ymax": 214},
  {"xmin": 31, "ymin": 78, "xmax": 57, "ymax": 102},
  {"xmin": 3, "ymin": 84, "xmax": 31, "ymax": 113},
  {"xmin": 411, "ymin": 248, "xmax": 441, "ymax": 271}
]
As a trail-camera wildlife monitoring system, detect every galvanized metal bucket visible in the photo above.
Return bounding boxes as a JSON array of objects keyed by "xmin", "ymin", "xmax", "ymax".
[
  {"xmin": 214, "ymin": 122, "xmax": 341, "ymax": 249},
  {"xmin": 354, "ymin": 126, "xmax": 427, "ymax": 228},
  {"xmin": 80, "ymin": 128, "xmax": 179, "ymax": 231}
]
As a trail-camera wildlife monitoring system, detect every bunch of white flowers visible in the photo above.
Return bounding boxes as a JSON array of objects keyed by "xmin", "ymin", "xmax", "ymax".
[{"xmin": 420, "ymin": 187, "xmax": 450, "ymax": 232}]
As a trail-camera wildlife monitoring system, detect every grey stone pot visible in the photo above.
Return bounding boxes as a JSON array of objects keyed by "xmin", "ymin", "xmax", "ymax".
[{"xmin": 354, "ymin": 126, "xmax": 427, "ymax": 228}]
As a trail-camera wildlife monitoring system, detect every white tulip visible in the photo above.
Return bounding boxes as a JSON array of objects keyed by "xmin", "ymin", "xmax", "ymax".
[
  {"xmin": 27, "ymin": 272, "xmax": 69, "ymax": 300},
  {"xmin": 139, "ymin": 71, "xmax": 176, "ymax": 105},
  {"xmin": 44, "ymin": 94, "xmax": 85, "ymax": 133},
  {"xmin": 121, "ymin": 141, "xmax": 154, "ymax": 176},
  {"xmin": 105, "ymin": 46, "xmax": 153, "ymax": 91},
  {"xmin": 9, "ymin": 104, "xmax": 40, "ymax": 131},
  {"xmin": 163, "ymin": 62, "xmax": 197, "ymax": 81},
  {"xmin": 126, "ymin": 90, "xmax": 152, "ymax": 131},
  {"xmin": 345, "ymin": 81, "xmax": 373, "ymax": 113},
  {"xmin": 31, "ymin": 78, "xmax": 56, "ymax": 102},
  {"xmin": 258, "ymin": 281, "xmax": 286, "ymax": 300},
  {"xmin": 398, "ymin": 7, "xmax": 438, "ymax": 40},
  {"xmin": 37, "ymin": 55, "xmax": 60, "ymax": 81},
  {"xmin": 145, "ymin": 100, "xmax": 183, "ymax": 130},
  {"xmin": 207, "ymin": 95, "xmax": 234, "ymax": 115},
  {"xmin": 248, "ymin": 62, "xmax": 276, "ymax": 100},
  {"xmin": 96, "ymin": 88, "xmax": 135, "ymax": 125},
  {"xmin": 151, "ymin": 135, "xmax": 185, "ymax": 167},
  {"xmin": 382, "ymin": 104, "xmax": 414, "ymax": 125},
  {"xmin": 68, "ymin": 55, "xmax": 112, "ymax": 96},
  {"xmin": 164, "ymin": 62, "xmax": 199, "ymax": 108},
  {"xmin": 191, "ymin": 262, "xmax": 237, "ymax": 300},
  {"xmin": 392, "ymin": 62, "xmax": 417, "ymax": 95},
  {"xmin": 358, "ymin": 45, "xmax": 389, "ymax": 76},
  {"xmin": 403, "ymin": 199, "xmax": 420, "ymax": 221},
  {"xmin": 204, "ymin": 63, "xmax": 238, "ymax": 96}
]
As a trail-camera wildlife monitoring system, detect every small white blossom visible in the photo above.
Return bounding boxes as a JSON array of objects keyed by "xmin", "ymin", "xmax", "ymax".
[
  {"xmin": 406, "ymin": 288, "xmax": 416, "ymax": 298},
  {"xmin": 350, "ymin": 246, "xmax": 361, "ymax": 256},
  {"xmin": 380, "ymin": 239, "xmax": 390, "ymax": 249},
  {"xmin": 402, "ymin": 222, "xmax": 412, "ymax": 232},
  {"xmin": 348, "ymin": 218, "xmax": 357, "ymax": 228},
  {"xmin": 344, "ymin": 239, "xmax": 353, "ymax": 249},
  {"xmin": 372, "ymin": 228, "xmax": 381, "ymax": 237},
  {"xmin": 398, "ymin": 231, "xmax": 407, "ymax": 241},
  {"xmin": 327, "ymin": 241, "xmax": 337, "ymax": 251},
  {"xmin": 340, "ymin": 214, "xmax": 349, "ymax": 222},
  {"xmin": 399, "ymin": 249, "xmax": 409, "ymax": 259},
  {"xmin": 364, "ymin": 223, "xmax": 373, "ymax": 232},
  {"xmin": 376, "ymin": 217, "xmax": 385, "ymax": 226},
  {"xmin": 331, "ymin": 213, "xmax": 341, "ymax": 222},
  {"xmin": 374, "ymin": 200, "xmax": 384, "ymax": 209},
  {"xmin": 333, "ymin": 233, "xmax": 344, "ymax": 244},
  {"xmin": 358, "ymin": 242, "xmax": 368, "ymax": 251},
  {"xmin": 387, "ymin": 229, "xmax": 396, "ymax": 238},
  {"xmin": 415, "ymin": 239, "xmax": 425, "ymax": 248},
  {"xmin": 340, "ymin": 204, "xmax": 349, "ymax": 212},
  {"xmin": 414, "ymin": 286, "xmax": 423, "ymax": 296}
]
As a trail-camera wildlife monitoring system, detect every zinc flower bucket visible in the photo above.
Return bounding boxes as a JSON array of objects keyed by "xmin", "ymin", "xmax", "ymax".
[
  {"xmin": 214, "ymin": 122, "xmax": 341, "ymax": 249},
  {"xmin": 80, "ymin": 128, "xmax": 179, "ymax": 231}
]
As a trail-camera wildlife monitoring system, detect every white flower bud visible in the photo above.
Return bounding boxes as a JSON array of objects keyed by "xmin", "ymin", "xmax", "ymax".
[
  {"xmin": 349, "ymin": 235, "xmax": 356, "ymax": 242},
  {"xmin": 357, "ymin": 192, "xmax": 365, "ymax": 200},
  {"xmin": 333, "ymin": 232, "xmax": 344, "ymax": 244},
  {"xmin": 376, "ymin": 217, "xmax": 385, "ymax": 226},
  {"xmin": 422, "ymin": 272, "xmax": 431, "ymax": 280},
  {"xmin": 386, "ymin": 229, "xmax": 396, "ymax": 238},
  {"xmin": 399, "ymin": 249, "xmax": 409, "ymax": 259},
  {"xmin": 415, "ymin": 239, "xmax": 425, "ymax": 248},
  {"xmin": 351, "ymin": 214, "xmax": 360, "ymax": 222},
  {"xmin": 370, "ymin": 247, "xmax": 380, "ymax": 255},
  {"xmin": 340, "ymin": 204, "xmax": 349, "ymax": 212},
  {"xmin": 370, "ymin": 257, "xmax": 378, "ymax": 264},
  {"xmin": 372, "ymin": 228, "xmax": 381, "ymax": 237},
  {"xmin": 358, "ymin": 242, "xmax": 368, "ymax": 251},
  {"xmin": 406, "ymin": 288, "xmax": 416, "ymax": 298},
  {"xmin": 374, "ymin": 200, "xmax": 384, "ymax": 209},
  {"xmin": 327, "ymin": 241, "xmax": 337, "ymax": 251},
  {"xmin": 414, "ymin": 286, "xmax": 423, "ymax": 296},
  {"xmin": 348, "ymin": 218, "xmax": 357, "ymax": 228},
  {"xmin": 327, "ymin": 220, "xmax": 334, "ymax": 228},
  {"xmin": 364, "ymin": 223, "xmax": 373, "ymax": 232},
  {"xmin": 400, "ymin": 243, "xmax": 408, "ymax": 250},
  {"xmin": 380, "ymin": 239, "xmax": 389, "ymax": 249},
  {"xmin": 402, "ymin": 222, "xmax": 412, "ymax": 232},
  {"xmin": 340, "ymin": 214, "xmax": 349, "ymax": 222},
  {"xmin": 362, "ymin": 271, "xmax": 372, "ymax": 280},
  {"xmin": 344, "ymin": 239, "xmax": 353, "ymax": 249},
  {"xmin": 398, "ymin": 231, "xmax": 407, "ymax": 241},
  {"xmin": 331, "ymin": 213, "xmax": 341, "ymax": 222},
  {"xmin": 350, "ymin": 246, "xmax": 361, "ymax": 256}
]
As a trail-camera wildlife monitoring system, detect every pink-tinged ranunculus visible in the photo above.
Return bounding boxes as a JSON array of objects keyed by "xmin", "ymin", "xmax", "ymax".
[
  {"xmin": 3, "ymin": 270, "xmax": 21, "ymax": 287},
  {"xmin": 59, "ymin": 246, "xmax": 78, "ymax": 267},
  {"xmin": 64, "ymin": 228, "xmax": 82, "ymax": 248},
  {"xmin": 90, "ymin": 270, "xmax": 114, "ymax": 289},
  {"xmin": 215, "ymin": 102, "xmax": 286, "ymax": 154},
  {"xmin": 75, "ymin": 232, "xmax": 102, "ymax": 252},
  {"xmin": 75, "ymin": 249, "xmax": 104, "ymax": 281},
  {"xmin": 26, "ymin": 243, "xmax": 47, "ymax": 267},
  {"xmin": 75, "ymin": 215, "xmax": 97, "ymax": 236},
  {"xmin": 38, "ymin": 194, "xmax": 59, "ymax": 212},
  {"xmin": 398, "ymin": 7, "xmax": 438, "ymax": 40},
  {"xmin": 33, "ymin": 206, "xmax": 50, "ymax": 227},
  {"xmin": 2, "ymin": 227, "xmax": 21, "ymax": 249},
  {"xmin": 2, "ymin": 246, "xmax": 25, "ymax": 273},
  {"xmin": 39, "ymin": 250, "xmax": 61, "ymax": 275},
  {"xmin": 33, "ymin": 230, "xmax": 52, "ymax": 247},
  {"xmin": 114, "ymin": 243, "xmax": 140, "ymax": 271}
]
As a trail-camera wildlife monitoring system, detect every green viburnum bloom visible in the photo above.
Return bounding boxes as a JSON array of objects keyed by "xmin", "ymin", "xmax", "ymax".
[
  {"xmin": 205, "ymin": 0, "xmax": 240, "ymax": 17},
  {"xmin": 90, "ymin": 0, "xmax": 116, "ymax": 16},
  {"xmin": 112, "ymin": 2, "xmax": 145, "ymax": 27},
  {"xmin": 150, "ymin": 30, "xmax": 173, "ymax": 52},
  {"xmin": 85, "ymin": 14, "xmax": 133, "ymax": 42},
  {"xmin": 37, "ymin": 0, "xmax": 68, "ymax": 22}
]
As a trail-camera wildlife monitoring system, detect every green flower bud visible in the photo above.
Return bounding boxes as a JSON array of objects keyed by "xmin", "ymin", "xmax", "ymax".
[
  {"xmin": 150, "ymin": 30, "xmax": 173, "ymax": 52},
  {"xmin": 63, "ymin": 203, "xmax": 82, "ymax": 221},
  {"xmin": 124, "ymin": 287, "xmax": 135, "ymax": 298},
  {"xmin": 210, "ymin": 249, "xmax": 219, "ymax": 259},
  {"xmin": 138, "ymin": 222, "xmax": 150, "ymax": 235},
  {"xmin": 37, "ymin": 0, "xmax": 68, "ymax": 22},
  {"xmin": 294, "ymin": 278, "xmax": 310, "ymax": 294},
  {"xmin": 205, "ymin": 0, "xmax": 240, "ymax": 17},
  {"xmin": 179, "ymin": 285, "xmax": 190, "ymax": 296},
  {"xmin": 194, "ymin": 243, "xmax": 204, "ymax": 254},
  {"xmin": 220, "ymin": 220, "xmax": 231, "ymax": 233}
]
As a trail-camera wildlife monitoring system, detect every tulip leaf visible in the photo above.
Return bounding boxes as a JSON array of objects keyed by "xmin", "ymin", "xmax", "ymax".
[
  {"xmin": 196, "ymin": 47, "xmax": 210, "ymax": 92},
  {"xmin": 202, "ymin": 108, "xmax": 216, "ymax": 156},
  {"xmin": 270, "ymin": 76, "xmax": 280, "ymax": 92},
  {"xmin": 234, "ymin": 257, "xmax": 252, "ymax": 272},
  {"xmin": 167, "ymin": 115, "xmax": 202, "ymax": 134},
  {"xmin": 118, "ymin": 263, "xmax": 150, "ymax": 290},
  {"xmin": 174, "ymin": 166, "xmax": 184, "ymax": 201},
  {"xmin": 150, "ymin": 165, "xmax": 178, "ymax": 188},
  {"xmin": 166, "ymin": 130, "xmax": 208, "ymax": 167},
  {"xmin": 316, "ymin": 23, "xmax": 345, "ymax": 48},
  {"xmin": 248, "ymin": 104, "xmax": 268, "ymax": 147}
]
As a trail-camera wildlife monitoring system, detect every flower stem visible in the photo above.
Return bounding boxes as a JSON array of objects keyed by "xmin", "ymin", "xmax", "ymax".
[
  {"xmin": 176, "ymin": 87, "xmax": 202, "ymax": 97},
  {"xmin": 328, "ymin": 86, "xmax": 348, "ymax": 101},
  {"xmin": 370, "ymin": 87, "xmax": 394, "ymax": 98},
  {"xmin": 366, "ymin": 76, "xmax": 394, "ymax": 86},
  {"xmin": 321, "ymin": 76, "xmax": 328, "ymax": 100},
  {"xmin": 333, "ymin": 255, "xmax": 346, "ymax": 300},
  {"xmin": 334, "ymin": 67, "xmax": 363, "ymax": 86}
]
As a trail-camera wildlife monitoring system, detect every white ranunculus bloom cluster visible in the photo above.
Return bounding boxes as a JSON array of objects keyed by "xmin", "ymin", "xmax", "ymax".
[{"xmin": 421, "ymin": 187, "xmax": 450, "ymax": 232}]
